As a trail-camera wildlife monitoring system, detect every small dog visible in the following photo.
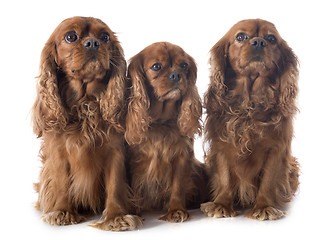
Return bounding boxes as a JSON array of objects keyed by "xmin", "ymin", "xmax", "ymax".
[
  {"xmin": 32, "ymin": 17, "xmax": 142, "ymax": 230},
  {"xmin": 201, "ymin": 19, "xmax": 299, "ymax": 220},
  {"xmin": 125, "ymin": 42, "xmax": 207, "ymax": 223}
]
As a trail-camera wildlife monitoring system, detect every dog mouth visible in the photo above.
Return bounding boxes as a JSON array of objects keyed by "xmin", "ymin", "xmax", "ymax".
[
  {"xmin": 158, "ymin": 88, "xmax": 181, "ymax": 101},
  {"xmin": 250, "ymin": 55, "xmax": 263, "ymax": 62},
  {"xmin": 71, "ymin": 58, "xmax": 110, "ymax": 81},
  {"xmin": 69, "ymin": 59, "xmax": 111, "ymax": 99},
  {"xmin": 71, "ymin": 51, "xmax": 110, "ymax": 73},
  {"xmin": 240, "ymin": 58, "xmax": 269, "ymax": 76},
  {"xmin": 247, "ymin": 55, "xmax": 266, "ymax": 67}
]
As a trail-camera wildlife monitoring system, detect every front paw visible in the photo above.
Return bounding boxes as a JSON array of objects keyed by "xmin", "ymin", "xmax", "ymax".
[
  {"xmin": 246, "ymin": 206, "xmax": 285, "ymax": 220},
  {"xmin": 201, "ymin": 202, "xmax": 238, "ymax": 218},
  {"xmin": 159, "ymin": 209, "xmax": 190, "ymax": 223},
  {"xmin": 42, "ymin": 211, "xmax": 86, "ymax": 226},
  {"xmin": 90, "ymin": 214, "xmax": 143, "ymax": 231}
]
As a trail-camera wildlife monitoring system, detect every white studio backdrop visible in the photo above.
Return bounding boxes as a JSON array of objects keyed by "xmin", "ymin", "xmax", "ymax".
[{"xmin": 0, "ymin": 0, "xmax": 332, "ymax": 239}]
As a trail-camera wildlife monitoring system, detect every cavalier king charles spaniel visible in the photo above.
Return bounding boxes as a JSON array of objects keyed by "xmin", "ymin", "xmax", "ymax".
[
  {"xmin": 125, "ymin": 42, "xmax": 207, "ymax": 223},
  {"xmin": 201, "ymin": 19, "xmax": 299, "ymax": 220},
  {"xmin": 32, "ymin": 17, "xmax": 142, "ymax": 231}
]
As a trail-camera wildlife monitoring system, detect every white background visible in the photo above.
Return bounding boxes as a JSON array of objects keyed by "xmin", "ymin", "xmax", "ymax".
[{"xmin": 1, "ymin": 0, "xmax": 332, "ymax": 239}]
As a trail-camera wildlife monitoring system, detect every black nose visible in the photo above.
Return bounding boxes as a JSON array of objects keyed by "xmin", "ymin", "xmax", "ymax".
[
  {"xmin": 251, "ymin": 38, "xmax": 266, "ymax": 50},
  {"xmin": 168, "ymin": 72, "xmax": 181, "ymax": 82},
  {"xmin": 83, "ymin": 38, "xmax": 100, "ymax": 50}
]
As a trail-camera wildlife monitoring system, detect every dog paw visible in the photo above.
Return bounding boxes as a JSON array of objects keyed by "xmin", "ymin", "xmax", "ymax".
[
  {"xmin": 42, "ymin": 211, "xmax": 86, "ymax": 226},
  {"xmin": 201, "ymin": 202, "xmax": 238, "ymax": 218},
  {"xmin": 90, "ymin": 214, "xmax": 143, "ymax": 231},
  {"xmin": 159, "ymin": 209, "xmax": 191, "ymax": 223},
  {"xmin": 246, "ymin": 206, "xmax": 285, "ymax": 220}
]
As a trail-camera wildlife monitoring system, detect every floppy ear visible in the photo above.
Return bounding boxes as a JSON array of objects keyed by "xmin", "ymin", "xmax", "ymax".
[
  {"xmin": 278, "ymin": 41, "xmax": 299, "ymax": 116},
  {"xmin": 32, "ymin": 34, "xmax": 68, "ymax": 137},
  {"xmin": 100, "ymin": 38, "xmax": 127, "ymax": 133},
  {"xmin": 178, "ymin": 57, "xmax": 202, "ymax": 138},
  {"xmin": 204, "ymin": 36, "xmax": 230, "ymax": 114},
  {"xmin": 124, "ymin": 54, "xmax": 151, "ymax": 145}
]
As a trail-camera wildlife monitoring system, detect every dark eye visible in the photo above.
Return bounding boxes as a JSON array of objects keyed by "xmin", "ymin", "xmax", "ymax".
[
  {"xmin": 236, "ymin": 32, "xmax": 249, "ymax": 42},
  {"xmin": 265, "ymin": 34, "xmax": 277, "ymax": 44},
  {"xmin": 180, "ymin": 62, "xmax": 188, "ymax": 70},
  {"xmin": 64, "ymin": 31, "xmax": 78, "ymax": 43},
  {"xmin": 100, "ymin": 32, "xmax": 110, "ymax": 43},
  {"xmin": 151, "ymin": 63, "xmax": 162, "ymax": 71}
]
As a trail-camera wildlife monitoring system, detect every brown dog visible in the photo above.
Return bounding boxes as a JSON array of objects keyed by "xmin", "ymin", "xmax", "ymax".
[
  {"xmin": 125, "ymin": 42, "xmax": 207, "ymax": 223},
  {"xmin": 201, "ymin": 19, "xmax": 299, "ymax": 220},
  {"xmin": 32, "ymin": 17, "xmax": 142, "ymax": 230}
]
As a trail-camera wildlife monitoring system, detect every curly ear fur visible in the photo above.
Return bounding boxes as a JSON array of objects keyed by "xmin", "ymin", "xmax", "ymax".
[
  {"xmin": 178, "ymin": 58, "xmax": 202, "ymax": 138},
  {"xmin": 32, "ymin": 34, "xmax": 68, "ymax": 137},
  {"xmin": 125, "ymin": 54, "xmax": 151, "ymax": 145},
  {"xmin": 204, "ymin": 36, "xmax": 230, "ymax": 115},
  {"xmin": 278, "ymin": 41, "xmax": 299, "ymax": 116},
  {"xmin": 100, "ymin": 39, "xmax": 127, "ymax": 133}
]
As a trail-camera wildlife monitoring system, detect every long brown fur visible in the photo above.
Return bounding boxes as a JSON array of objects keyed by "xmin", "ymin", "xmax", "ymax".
[
  {"xmin": 125, "ymin": 42, "xmax": 207, "ymax": 223},
  {"xmin": 32, "ymin": 17, "xmax": 142, "ymax": 231},
  {"xmin": 201, "ymin": 19, "xmax": 299, "ymax": 220}
]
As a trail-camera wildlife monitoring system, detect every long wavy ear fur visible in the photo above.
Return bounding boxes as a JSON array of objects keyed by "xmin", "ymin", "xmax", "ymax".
[
  {"xmin": 278, "ymin": 40, "xmax": 299, "ymax": 117},
  {"xmin": 178, "ymin": 57, "xmax": 202, "ymax": 138},
  {"xmin": 32, "ymin": 33, "xmax": 68, "ymax": 137},
  {"xmin": 100, "ymin": 38, "xmax": 127, "ymax": 133},
  {"xmin": 125, "ymin": 54, "xmax": 151, "ymax": 145},
  {"xmin": 204, "ymin": 36, "xmax": 230, "ymax": 115}
]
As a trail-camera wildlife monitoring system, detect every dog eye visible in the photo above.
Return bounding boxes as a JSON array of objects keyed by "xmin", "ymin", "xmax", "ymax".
[
  {"xmin": 236, "ymin": 32, "xmax": 249, "ymax": 42},
  {"xmin": 100, "ymin": 32, "xmax": 110, "ymax": 43},
  {"xmin": 65, "ymin": 31, "xmax": 78, "ymax": 43},
  {"xmin": 180, "ymin": 62, "xmax": 188, "ymax": 70},
  {"xmin": 265, "ymin": 34, "xmax": 277, "ymax": 44},
  {"xmin": 151, "ymin": 63, "xmax": 162, "ymax": 71}
]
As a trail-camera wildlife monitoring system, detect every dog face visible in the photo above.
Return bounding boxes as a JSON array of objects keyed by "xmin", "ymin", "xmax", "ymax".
[
  {"xmin": 138, "ymin": 42, "xmax": 197, "ymax": 101},
  {"xmin": 227, "ymin": 19, "xmax": 282, "ymax": 77},
  {"xmin": 50, "ymin": 17, "xmax": 120, "ymax": 100},
  {"xmin": 209, "ymin": 19, "xmax": 297, "ymax": 97}
]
